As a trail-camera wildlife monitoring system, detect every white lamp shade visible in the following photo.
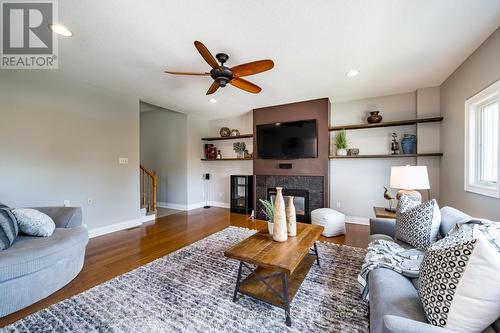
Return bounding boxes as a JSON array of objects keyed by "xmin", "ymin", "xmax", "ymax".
[{"xmin": 390, "ymin": 165, "xmax": 430, "ymax": 190}]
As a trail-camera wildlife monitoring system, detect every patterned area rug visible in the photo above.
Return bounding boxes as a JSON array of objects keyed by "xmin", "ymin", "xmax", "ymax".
[{"xmin": 3, "ymin": 227, "xmax": 368, "ymax": 333}]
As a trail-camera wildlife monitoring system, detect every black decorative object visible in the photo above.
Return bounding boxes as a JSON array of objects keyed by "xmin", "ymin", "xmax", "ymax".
[
  {"xmin": 220, "ymin": 127, "xmax": 231, "ymax": 137},
  {"xmin": 391, "ymin": 133, "xmax": 400, "ymax": 155},
  {"xmin": 230, "ymin": 175, "xmax": 253, "ymax": 214}
]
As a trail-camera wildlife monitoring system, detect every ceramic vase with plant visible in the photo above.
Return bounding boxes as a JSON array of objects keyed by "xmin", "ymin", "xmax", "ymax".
[
  {"xmin": 233, "ymin": 142, "xmax": 246, "ymax": 159},
  {"xmin": 273, "ymin": 187, "xmax": 288, "ymax": 242},
  {"xmin": 259, "ymin": 198, "xmax": 274, "ymax": 235},
  {"xmin": 285, "ymin": 196, "xmax": 297, "ymax": 237},
  {"xmin": 335, "ymin": 130, "xmax": 348, "ymax": 156}
]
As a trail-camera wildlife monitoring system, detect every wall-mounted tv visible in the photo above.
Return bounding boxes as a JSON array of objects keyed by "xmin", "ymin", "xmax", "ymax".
[{"xmin": 256, "ymin": 120, "xmax": 318, "ymax": 159}]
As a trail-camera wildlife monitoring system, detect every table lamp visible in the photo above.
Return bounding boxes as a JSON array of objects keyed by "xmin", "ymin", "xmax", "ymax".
[{"xmin": 390, "ymin": 165, "xmax": 430, "ymax": 203}]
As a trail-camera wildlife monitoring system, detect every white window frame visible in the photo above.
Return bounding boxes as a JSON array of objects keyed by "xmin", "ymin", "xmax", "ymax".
[{"xmin": 464, "ymin": 80, "xmax": 500, "ymax": 198}]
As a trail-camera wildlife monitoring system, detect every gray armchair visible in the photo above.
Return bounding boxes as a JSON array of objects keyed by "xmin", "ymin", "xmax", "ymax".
[{"xmin": 0, "ymin": 207, "xmax": 88, "ymax": 317}]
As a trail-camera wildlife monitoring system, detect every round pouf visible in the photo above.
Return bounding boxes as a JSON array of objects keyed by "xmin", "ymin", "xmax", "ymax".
[{"xmin": 311, "ymin": 208, "xmax": 346, "ymax": 237}]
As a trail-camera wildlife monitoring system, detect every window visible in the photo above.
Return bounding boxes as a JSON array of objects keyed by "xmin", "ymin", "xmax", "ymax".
[{"xmin": 465, "ymin": 80, "xmax": 500, "ymax": 198}]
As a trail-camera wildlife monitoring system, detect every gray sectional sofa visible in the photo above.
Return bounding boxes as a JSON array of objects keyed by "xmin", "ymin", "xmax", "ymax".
[
  {"xmin": 0, "ymin": 207, "xmax": 88, "ymax": 317},
  {"xmin": 369, "ymin": 206, "xmax": 500, "ymax": 333}
]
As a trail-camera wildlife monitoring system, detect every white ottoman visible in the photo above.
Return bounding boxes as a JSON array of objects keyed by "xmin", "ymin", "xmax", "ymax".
[{"xmin": 311, "ymin": 208, "xmax": 345, "ymax": 237}]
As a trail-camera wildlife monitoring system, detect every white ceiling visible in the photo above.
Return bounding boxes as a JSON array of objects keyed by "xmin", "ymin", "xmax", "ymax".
[{"xmin": 58, "ymin": 0, "xmax": 500, "ymax": 119}]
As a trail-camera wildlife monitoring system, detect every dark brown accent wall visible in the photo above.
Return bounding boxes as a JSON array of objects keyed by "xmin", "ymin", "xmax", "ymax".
[{"xmin": 252, "ymin": 97, "xmax": 331, "ymax": 209}]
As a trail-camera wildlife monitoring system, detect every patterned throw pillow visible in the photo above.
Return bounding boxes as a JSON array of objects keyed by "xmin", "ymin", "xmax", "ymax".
[
  {"xmin": 12, "ymin": 208, "xmax": 55, "ymax": 237},
  {"xmin": 419, "ymin": 224, "xmax": 500, "ymax": 332},
  {"xmin": 395, "ymin": 196, "xmax": 441, "ymax": 250},
  {"xmin": 0, "ymin": 206, "xmax": 18, "ymax": 250}
]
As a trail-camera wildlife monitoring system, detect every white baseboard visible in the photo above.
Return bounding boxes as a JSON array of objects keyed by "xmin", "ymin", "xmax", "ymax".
[
  {"xmin": 88, "ymin": 214, "xmax": 155, "ymax": 238},
  {"xmin": 157, "ymin": 201, "xmax": 230, "ymax": 210},
  {"xmin": 208, "ymin": 201, "xmax": 230, "ymax": 209},
  {"xmin": 345, "ymin": 216, "xmax": 370, "ymax": 225}
]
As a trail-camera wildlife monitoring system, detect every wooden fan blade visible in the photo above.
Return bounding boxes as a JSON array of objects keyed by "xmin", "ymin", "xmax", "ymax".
[
  {"xmin": 164, "ymin": 71, "xmax": 210, "ymax": 76},
  {"xmin": 230, "ymin": 77, "xmax": 261, "ymax": 94},
  {"xmin": 206, "ymin": 81, "xmax": 220, "ymax": 95},
  {"xmin": 231, "ymin": 60, "xmax": 274, "ymax": 77},
  {"xmin": 194, "ymin": 41, "xmax": 220, "ymax": 69}
]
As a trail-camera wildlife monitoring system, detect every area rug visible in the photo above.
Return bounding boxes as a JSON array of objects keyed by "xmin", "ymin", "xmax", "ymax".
[{"xmin": 2, "ymin": 227, "xmax": 368, "ymax": 333}]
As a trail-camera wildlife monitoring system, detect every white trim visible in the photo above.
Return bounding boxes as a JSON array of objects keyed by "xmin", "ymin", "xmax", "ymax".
[
  {"xmin": 157, "ymin": 201, "xmax": 188, "ymax": 210},
  {"xmin": 464, "ymin": 79, "xmax": 500, "ymax": 198},
  {"xmin": 345, "ymin": 216, "xmax": 370, "ymax": 225},
  {"xmin": 157, "ymin": 201, "xmax": 230, "ymax": 210},
  {"xmin": 88, "ymin": 214, "xmax": 155, "ymax": 238},
  {"xmin": 208, "ymin": 201, "xmax": 230, "ymax": 209}
]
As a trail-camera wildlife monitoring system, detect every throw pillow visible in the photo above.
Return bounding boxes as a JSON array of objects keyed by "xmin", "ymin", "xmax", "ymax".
[
  {"xmin": 0, "ymin": 206, "xmax": 18, "ymax": 250},
  {"xmin": 395, "ymin": 196, "xmax": 441, "ymax": 250},
  {"xmin": 12, "ymin": 208, "xmax": 55, "ymax": 237},
  {"xmin": 419, "ymin": 223, "xmax": 500, "ymax": 332}
]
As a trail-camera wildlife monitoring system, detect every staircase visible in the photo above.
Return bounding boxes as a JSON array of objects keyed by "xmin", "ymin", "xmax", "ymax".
[{"xmin": 140, "ymin": 165, "xmax": 157, "ymax": 214}]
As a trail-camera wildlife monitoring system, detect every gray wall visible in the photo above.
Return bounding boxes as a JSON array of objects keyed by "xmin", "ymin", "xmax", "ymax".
[
  {"xmin": 0, "ymin": 71, "xmax": 140, "ymax": 231},
  {"xmin": 440, "ymin": 27, "xmax": 500, "ymax": 220},
  {"xmin": 140, "ymin": 106, "xmax": 188, "ymax": 205}
]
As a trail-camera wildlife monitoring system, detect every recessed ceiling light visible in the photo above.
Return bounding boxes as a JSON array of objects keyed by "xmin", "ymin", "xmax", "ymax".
[
  {"xmin": 345, "ymin": 69, "xmax": 359, "ymax": 77},
  {"xmin": 209, "ymin": 98, "xmax": 217, "ymax": 103},
  {"xmin": 49, "ymin": 24, "xmax": 73, "ymax": 37}
]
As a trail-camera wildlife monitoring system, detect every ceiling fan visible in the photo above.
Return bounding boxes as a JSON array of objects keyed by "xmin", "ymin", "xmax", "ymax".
[{"xmin": 165, "ymin": 41, "xmax": 274, "ymax": 95}]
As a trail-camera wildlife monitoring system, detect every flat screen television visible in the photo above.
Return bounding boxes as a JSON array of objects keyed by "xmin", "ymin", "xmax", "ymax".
[{"xmin": 256, "ymin": 120, "xmax": 318, "ymax": 159}]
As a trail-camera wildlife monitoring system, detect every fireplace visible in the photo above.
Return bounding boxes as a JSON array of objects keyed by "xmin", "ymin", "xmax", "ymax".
[
  {"xmin": 267, "ymin": 188, "xmax": 309, "ymax": 222},
  {"xmin": 255, "ymin": 175, "xmax": 324, "ymax": 223}
]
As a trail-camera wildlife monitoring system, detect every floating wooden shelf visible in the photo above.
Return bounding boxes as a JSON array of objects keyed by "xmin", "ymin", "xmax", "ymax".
[
  {"xmin": 329, "ymin": 153, "xmax": 443, "ymax": 159},
  {"xmin": 201, "ymin": 158, "xmax": 253, "ymax": 161},
  {"xmin": 201, "ymin": 134, "xmax": 253, "ymax": 141},
  {"xmin": 329, "ymin": 116, "xmax": 443, "ymax": 131}
]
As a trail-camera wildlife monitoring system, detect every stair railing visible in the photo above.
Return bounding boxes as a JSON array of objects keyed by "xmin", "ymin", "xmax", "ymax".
[{"xmin": 140, "ymin": 165, "xmax": 157, "ymax": 213}]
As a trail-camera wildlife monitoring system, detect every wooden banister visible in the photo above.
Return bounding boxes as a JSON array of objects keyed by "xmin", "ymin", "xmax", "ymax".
[{"xmin": 140, "ymin": 164, "xmax": 157, "ymax": 213}]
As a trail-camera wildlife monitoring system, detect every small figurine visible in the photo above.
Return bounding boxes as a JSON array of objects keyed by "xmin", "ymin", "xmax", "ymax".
[
  {"xmin": 383, "ymin": 186, "xmax": 396, "ymax": 212},
  {"xmin": 216, "ymin": 150, "xmax": 222, "ymax": 159},
  {"xmin": 391, "ymin": 133, "xmax": 400, "ymax": 155}
]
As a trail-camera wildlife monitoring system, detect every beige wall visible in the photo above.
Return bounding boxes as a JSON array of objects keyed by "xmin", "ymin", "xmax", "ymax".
[
  {"xmin": 140, "ymin": 105, "xmax": 188, "ymax": 206},
  {"xmin": 0, "ymin": 71, "xmax": 140, "ymax": 231},
  {"xmin": 330, "ymin": 89, "xmax": 441, "ymax": 220},
  {"xmin": 440, "ymin": 27, "xmax": 500, "ymax": 220}
]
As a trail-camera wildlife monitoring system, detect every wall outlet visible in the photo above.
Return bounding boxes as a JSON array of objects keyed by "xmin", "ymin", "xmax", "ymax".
[
  {"xmin": 336, "ymin": 201, "xmax": 341, "ymax": 208},
  {"xmin": 119, "ymin": 157, "xmax": 128, "ymax": 165},
  {"xmin": 87, "ymin": 197, "xmax": 93, "ymax": 205},
  {"xmin": 63, "ymin": 200, "xmax": 70, "ymax": 207}
]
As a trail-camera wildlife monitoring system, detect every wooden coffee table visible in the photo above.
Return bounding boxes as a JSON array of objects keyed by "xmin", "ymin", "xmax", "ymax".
[{"xmin": 224, "ymin": 223, "xmax": 324, "ymax": 326}]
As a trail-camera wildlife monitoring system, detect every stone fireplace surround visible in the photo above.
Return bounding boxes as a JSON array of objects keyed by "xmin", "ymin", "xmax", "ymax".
[{"xmin": 255, "ymin": 175, "xmax": 324, "ymax": 223}]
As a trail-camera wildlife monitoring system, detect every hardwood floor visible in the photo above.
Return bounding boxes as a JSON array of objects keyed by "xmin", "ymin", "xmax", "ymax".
[{"xmin": 0, "ymin": 207, "xmax": 369, "ymax": 327}]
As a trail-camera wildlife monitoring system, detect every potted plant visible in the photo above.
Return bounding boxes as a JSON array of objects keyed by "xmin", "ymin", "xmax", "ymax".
[
  {"xmin": 335, "ymin": 130, "xmax": 348, "ymax": 156},
  {"xmin": 259, "ymin": 198, "xmax": 274, "ymax": 234},
  {"xmin": 233, "ymin": 142, "xmax": 246, "ymax": 159}
]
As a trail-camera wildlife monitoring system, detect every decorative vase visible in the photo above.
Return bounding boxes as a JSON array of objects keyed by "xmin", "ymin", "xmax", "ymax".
[
  {"xmin": 237, "ymin": 151, "xmax": 244, "ymax": 159},
  {"xmin": 267, "ymin": 221, "xmax": 273, "ymax": 235},
  {"xmin": 367, "ymin": 111, "xmax": 383, "ymax": 124},
  {"xmin": 401, "ymin": 134, "xmax": 417, "ymax": 154},
  {"xmin": 204, "ymin": 144, "xmax": 214, "ymax": 159},
  {"xmin": 336, "ymin": 148, "xmax": 348, "ymax": 156},
  {"xmin": 230, "ymin": 129, "xmax": 240, "ymax": 136},
  {"xmin": 272, "ymin": 187, "xmax": 288, "ymax": 242},
  {"xmin": 220, "ymin": 127, "xmax": 231, "ymax": 137},
  {"xmin": 285, "ymin": 196, "xmax": 297, "ymax": 237}
]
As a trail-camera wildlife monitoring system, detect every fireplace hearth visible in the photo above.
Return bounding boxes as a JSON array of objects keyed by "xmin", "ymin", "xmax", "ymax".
[
  {"xmin": 267, "ymin": 188, "xmax": 309, "ymax": 222},
  {"xmin": 256, "ymin": 175, "xmax": 324, "ymax": 223}
]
